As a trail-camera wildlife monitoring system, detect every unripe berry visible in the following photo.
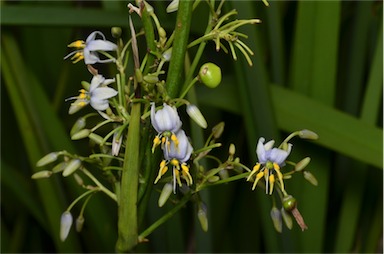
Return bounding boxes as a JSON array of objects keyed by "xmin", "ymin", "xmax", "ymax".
[{"xmin": 199, "ymin": 63, "xmax": 222, "ymax": 88}]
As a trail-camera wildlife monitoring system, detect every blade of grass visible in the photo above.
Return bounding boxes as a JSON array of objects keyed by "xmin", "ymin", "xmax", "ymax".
[{"xmin": 2, "ymin": 33, "xmax": 81, "ymax": 252}]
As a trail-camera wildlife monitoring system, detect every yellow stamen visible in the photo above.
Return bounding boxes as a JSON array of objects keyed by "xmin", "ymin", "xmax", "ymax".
[
  {"xmin": 246, "ymin": 163, "xmax": 261, "ymax": 181},
  {"xmin": 174, "ymin": 169, "xmax": 182, "ymax": 187},
  {"xmin": 68, "ymin": 40, "xmax": 85, "ymax": 48},
  {"xmin": 181, "ymin": 164, "xmax": 193, "ymax": 185},
  {"xmin": 273, "ymin": 162, "xmax": 285, "ymax": 191},
  {"xmin": 154, "ymin": 160, "xmax": 168, "ymax": 184},
  {"xmin": 152, "ymin": 136, "xmax": 161, "ymax": 153},
  {"xmin": 171, "ymin": 134, "xmax": 179, "ymax": 147},
  {"xmin": 252, "ymin": 171, "xmax": 265, "ymax": 190},
  {"xmin": 171, "ymin": 159, "xmax": 179, "ymax": 167},
  {"xmin": 269, "ymin": 174, "xmax": 275, "ymax": 195}
]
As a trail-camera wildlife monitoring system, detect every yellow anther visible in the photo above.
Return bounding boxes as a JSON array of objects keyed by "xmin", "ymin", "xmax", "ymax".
[
  {"xmin": 246, "ymin": 163, "xmax": 261, "ymax": 181},
  {"xmin": 181, "ymin": 164, "xmax": 193, "ymax": 185},
  {"xmin": 68, "ymin": 40, "xmax": 85, "ymax": 48},
  {"xmin": 170, "ymin": 159, "xmax": 179, "ymax": 167},
  {"xmin": 252, "ymin": 171, "xmax": 265, "ymax": 190},
  {"xmin": 160, "ymin": 160, "xmax": 167, "ymax": 168},
  {"xmin": 273, "ymin": 162, "xmax": 280, "ymax": 171},
  {"xmin": 174, "ymin": 169, "xmax": 182, "ymax": 187},
  {"xmin": 70, "ymin": 52, "xmax": 84, "ymax": 63},
  {"xmin": 154, "ymin": 160, "xmax": 168, "ymax": 184},
  {"xmin": 161, "ymin": 136, "xmax": 166, "ymax": 144},
  {"xmin": 268, "ymin": 174, "xmax": 275, "ymax": 195},
  {"xmin": 274, "ymin": 166, "xmax": 285, "ymax": 191},
  {"xmin": 161, "ymin": 166, "xmax": 168, "ymax": 175},
  {"xmin": 171, "ymin": 134, "xmax": 179, "ymax": 147}
]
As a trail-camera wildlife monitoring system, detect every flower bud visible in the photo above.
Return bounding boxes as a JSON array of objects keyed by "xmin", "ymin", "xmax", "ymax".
[
  {"xmin": 212, "ymin": 122, "xmax": 225, "ymax": 139},
  {"xmin": 60, "ymin": 211, "xmax": 73, "ymax": 242},
  {"xmin": 298, "ymin": 129, "xmax": 319, "ymax": 140},
  {"xmin": 229, "ymin": 144, "xmax": 236, "ymax": 156},
  {"xmin": 143, "ymin": 74, "xmax": 159, "ymax": 84},
  {"xmin": 197, "ymin": 203, "xmax": 208, "ymax": 232},
  {"xmin": 73, "ymin": 173, "xmax": 84, "ymax": 186},
  {"xmin": 71, "ymin": 129, "xmax": 91, "ymax": 140},
  {"xmin": 89, "ymin": 133, "xmax": 104, "ymax": 145},
  {"xmin": 207, "ymin": 175, "xmax": 220, "ymax": 182},
  {"xmin": 70, "ymin": 117, "xmax": 86, "ymax": 137},
  {"xmin": 112, "ymin": 132, "xmax": 123, "ymax": 156},
  {"xmin": 270, "ymin": 207, "xmax": 282, "ymax": 233},
  {"xmin": 158, "ymin": 183, "xmax": 173, "ymax": 207},
  {"xmin": 52, "ymin": 161, "xmax": 68, "ymax": 173},
  {"xmin": 111, "ymin": 27, "xmax": 122, "ymax": 38},
  {"xmin": 295, "ymin": 157, "xmax": 311, "ymax": 172},
  {"xmin": 166, "ymin": 0, "xmax": 179, "ymax": 13},
  {"xmin": 62, "ymin": 159, "xmax": 81, "ymax": 177},
  {"xmin": 162, "ymin": 48, "xmax": 172, "ymax": 61},
  {"xmin": 186, "ymin": 104, "xmax": 207, "ymax": 129},
  {"xmin": 159, "ymin": 27, "xmax": 166, "ymax": 39},
  {"xmin": 282, "ymin": 195, "xmax": 297, "ymax": 212},
  {"xmin": 281, "ymin": 207, "xmax": 293, "ymax": 229},
  {"xmin": 36, "ymin": 152, "xmax": 59, "ymax": 167},
  {"xmin": 31, "ymin": 170, "xmax": 52, "ymax": 179},
  {"xmin": 199, "ymin": 63, "xmax": 222, "ymax": 88},
  {"xmin": 303, "ymin": 171, "xmax": 318, "ymax": 186},
  {"xmin": 76, "ymin": 215, "xmax": 85, "ymax": 232}
]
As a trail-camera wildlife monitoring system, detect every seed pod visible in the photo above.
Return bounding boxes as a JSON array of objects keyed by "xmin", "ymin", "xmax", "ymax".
[
  {"xmin": 282, "ymin": 195, "xmax": 297, "ymax": 212},
  {"xmin": 199, "ymin": 63, "xmax": 222, "ymax": 88}
]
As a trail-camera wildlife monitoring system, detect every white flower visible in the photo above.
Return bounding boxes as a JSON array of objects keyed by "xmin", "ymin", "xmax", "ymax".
[
  {"xmin": 60, "ymin": 211, "xmax": 73, "ymax": 242},
  {"xmin": 247, "ymin": 137, "xmax": 292, "ymax": 194},
  {"xmin": 154, "ymin": 130, "xmax": 193, "ymax": 193},
  {"xmin": 186, "ymin": 104, "xmax": 207, "ymax": 129},
  {"xmin": 64, "ymin": 31, "xmax": 117, "ymax": 64},
  {"xmin": 151, "ymin": 102, "xmax": 182, "ymax": 153},
  {"xmin": 67, "ymin": 75, "xmax": 117, "ymax": 114}
]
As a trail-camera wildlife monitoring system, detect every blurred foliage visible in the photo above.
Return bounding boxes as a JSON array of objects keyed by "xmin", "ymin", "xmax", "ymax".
[{"xmin": 1, "ymin": 0, "xmax": 382, "ymax": 253}]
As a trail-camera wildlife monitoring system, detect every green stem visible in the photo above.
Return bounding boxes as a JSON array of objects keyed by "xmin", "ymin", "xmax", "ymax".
[
  {"xmin": 138, "ymin": 192, "xmax": 193, "ymax": 242},
  {"xmin": 166, "ymin": 0, "xmax": 193, "ymax": 98},
  {"xmin": 115, "ymin": 102, "xmax": 141, "ymax": 252},
  {"xmin": 81, "ymin": 168, "xmax": 117, "ymax": 202}
]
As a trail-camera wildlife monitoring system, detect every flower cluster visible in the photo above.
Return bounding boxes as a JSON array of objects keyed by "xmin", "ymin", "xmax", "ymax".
[{"xmin": 151, "ymin": 103, "xmax": 193, "ymax": 193}]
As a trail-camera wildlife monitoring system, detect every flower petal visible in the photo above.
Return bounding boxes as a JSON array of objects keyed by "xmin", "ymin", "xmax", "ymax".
[
  {"xmin": 86, "ymin": 31, "xmax": 105, "ymax": 43},
  {"xmin": 87, "ymin": 40, "xmax": 117, "ymax": 51},
  {"xmin": 89, "ymin": 75, "xmax": 105, "ymax": 91},
  {"xmin": 90, "ymin": 99, "xmax": 109, "ymax": 111},
  {"xmin": 91, "ymin": 87, "xmax": 118, "ymax": 100},
  {"xmin": 83, "ymin": 49, "xmax": 100, "ymax": 64},
  {"xmin": 256, "ymin": 137, "xmax": 268, "ymax": 164},
  {"xmin": 268, "ymin": 148, "xmax": 289, "ymax": 165}
]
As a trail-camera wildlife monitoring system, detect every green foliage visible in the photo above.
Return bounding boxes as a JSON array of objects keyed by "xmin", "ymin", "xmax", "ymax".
[{"xmin": 1, "ymin": 0, "xmax": 382, "ymax": 253}]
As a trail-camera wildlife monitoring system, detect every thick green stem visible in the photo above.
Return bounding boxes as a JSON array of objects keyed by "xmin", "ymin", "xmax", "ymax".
[
  {"xmin": 115, "ymin": 102, "xmax": 141, "ymax": 253},
  {"xmin": 166, "ymin": 0, "xmax": 193, "ymax": 98}
]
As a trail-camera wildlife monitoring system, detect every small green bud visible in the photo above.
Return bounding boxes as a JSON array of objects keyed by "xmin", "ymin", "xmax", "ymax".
[
  {"xmin": 229, "ymin": 144, "xmax": 236, "ymax": 156},
  {"xmin": 270, "ymin": 207, "xmax": 282, "ymax": 233},
  {"xmin": 36, "ymin": 152, "xmax": 59, "ymax": 167},
  {"xmin": 71, "ymin": 129, "xmax": 90, "ymax": 140},
  {"xmin": 62, "ymin": 159, "xmax": 81, "ymax": 177},
  {"xmin": 81, "ymin": 81, "xmax": 90, "ymax": 91},
  {"xmin": 158, "ymin": 183, "xmax": 173, "ymax": 207},
  {"xmin": 208, "ymin": 175, "xmax": 220, "ymax": 183},
  {"xmin": 76, "ymin": 215, "xmax": 85, "ymax": 232},
  {"xmin": 88, "ymin": 133, "xmax": 104, "ymax": 145},
  {"xmin": 219, "ymin": 169, "xmax": 229, "ymax": 179},
  {"xmin": 31, "ymin": 170, "xmax": 52, "ymax": 179},
  {"xmin": 212, "ymin": 122, "xmax": 225, "ymax": 139},
  {"xmin": 199, "ymin": 63, "xmax": 222, "ymax": 88},
  {"xmin": 283, "ymin": 195, "xmax": 297, "ymax": 212},
  {"xmin": 295, "ymin": 157, "xmax": 311, "ymax": 172},
  {"xmin": 197, "ymin": 203, "xmax": 208, "ymax": 232},
  {"xmin": 186, "ymin": 104, "xmax": 207, "ymax": 129},
  {"xmin": 111, "ymin": 27, "xmax": 122, "ymax": 38},
  {"xmin": 162, "ymin": 48, "xmax": 172, "ymax": 61},
  {"xmin": 298, "ymin": 129, "xmax": 319, "ymax": 140},
  {"xmin": 281, "ymin": 207, "xmax": 293, "ymax": 230},
  {"xmin": 303, "ymin": 171, "xmax": 318, "ymax": 186},
  {"xmin": 52, "ymin": 161, "xmax": 68, "ymax": 173},
  {"xmin": 70, "ymin": 117, "xmax": 87, "ymax": 137},
  {"xmin": 73, "ymin": 173, "xmax": 84, "ymax": 186},
  {"xmin": 135, "ymin": 68, "xmax": 143, "ymax": 83},
  {"xmin": 60, "ymin": 211, "xmax": 73, "ymax": 242},
  {"xmin": 143, "ymin": 74, "xmax": 159, "ymax": 84},
  {"xmin": 159, "ymin": 27, "xmax": 166, "ymax": 38}
]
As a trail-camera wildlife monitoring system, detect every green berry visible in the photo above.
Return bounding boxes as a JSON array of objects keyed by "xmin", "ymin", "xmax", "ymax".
[
  {"xmin": 199, "ymin": 63, "xmax": 222, "ymax": 88},
  {"xmin": 283, "ymin": 195, "xmax": 297, "ymax": 212}
]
